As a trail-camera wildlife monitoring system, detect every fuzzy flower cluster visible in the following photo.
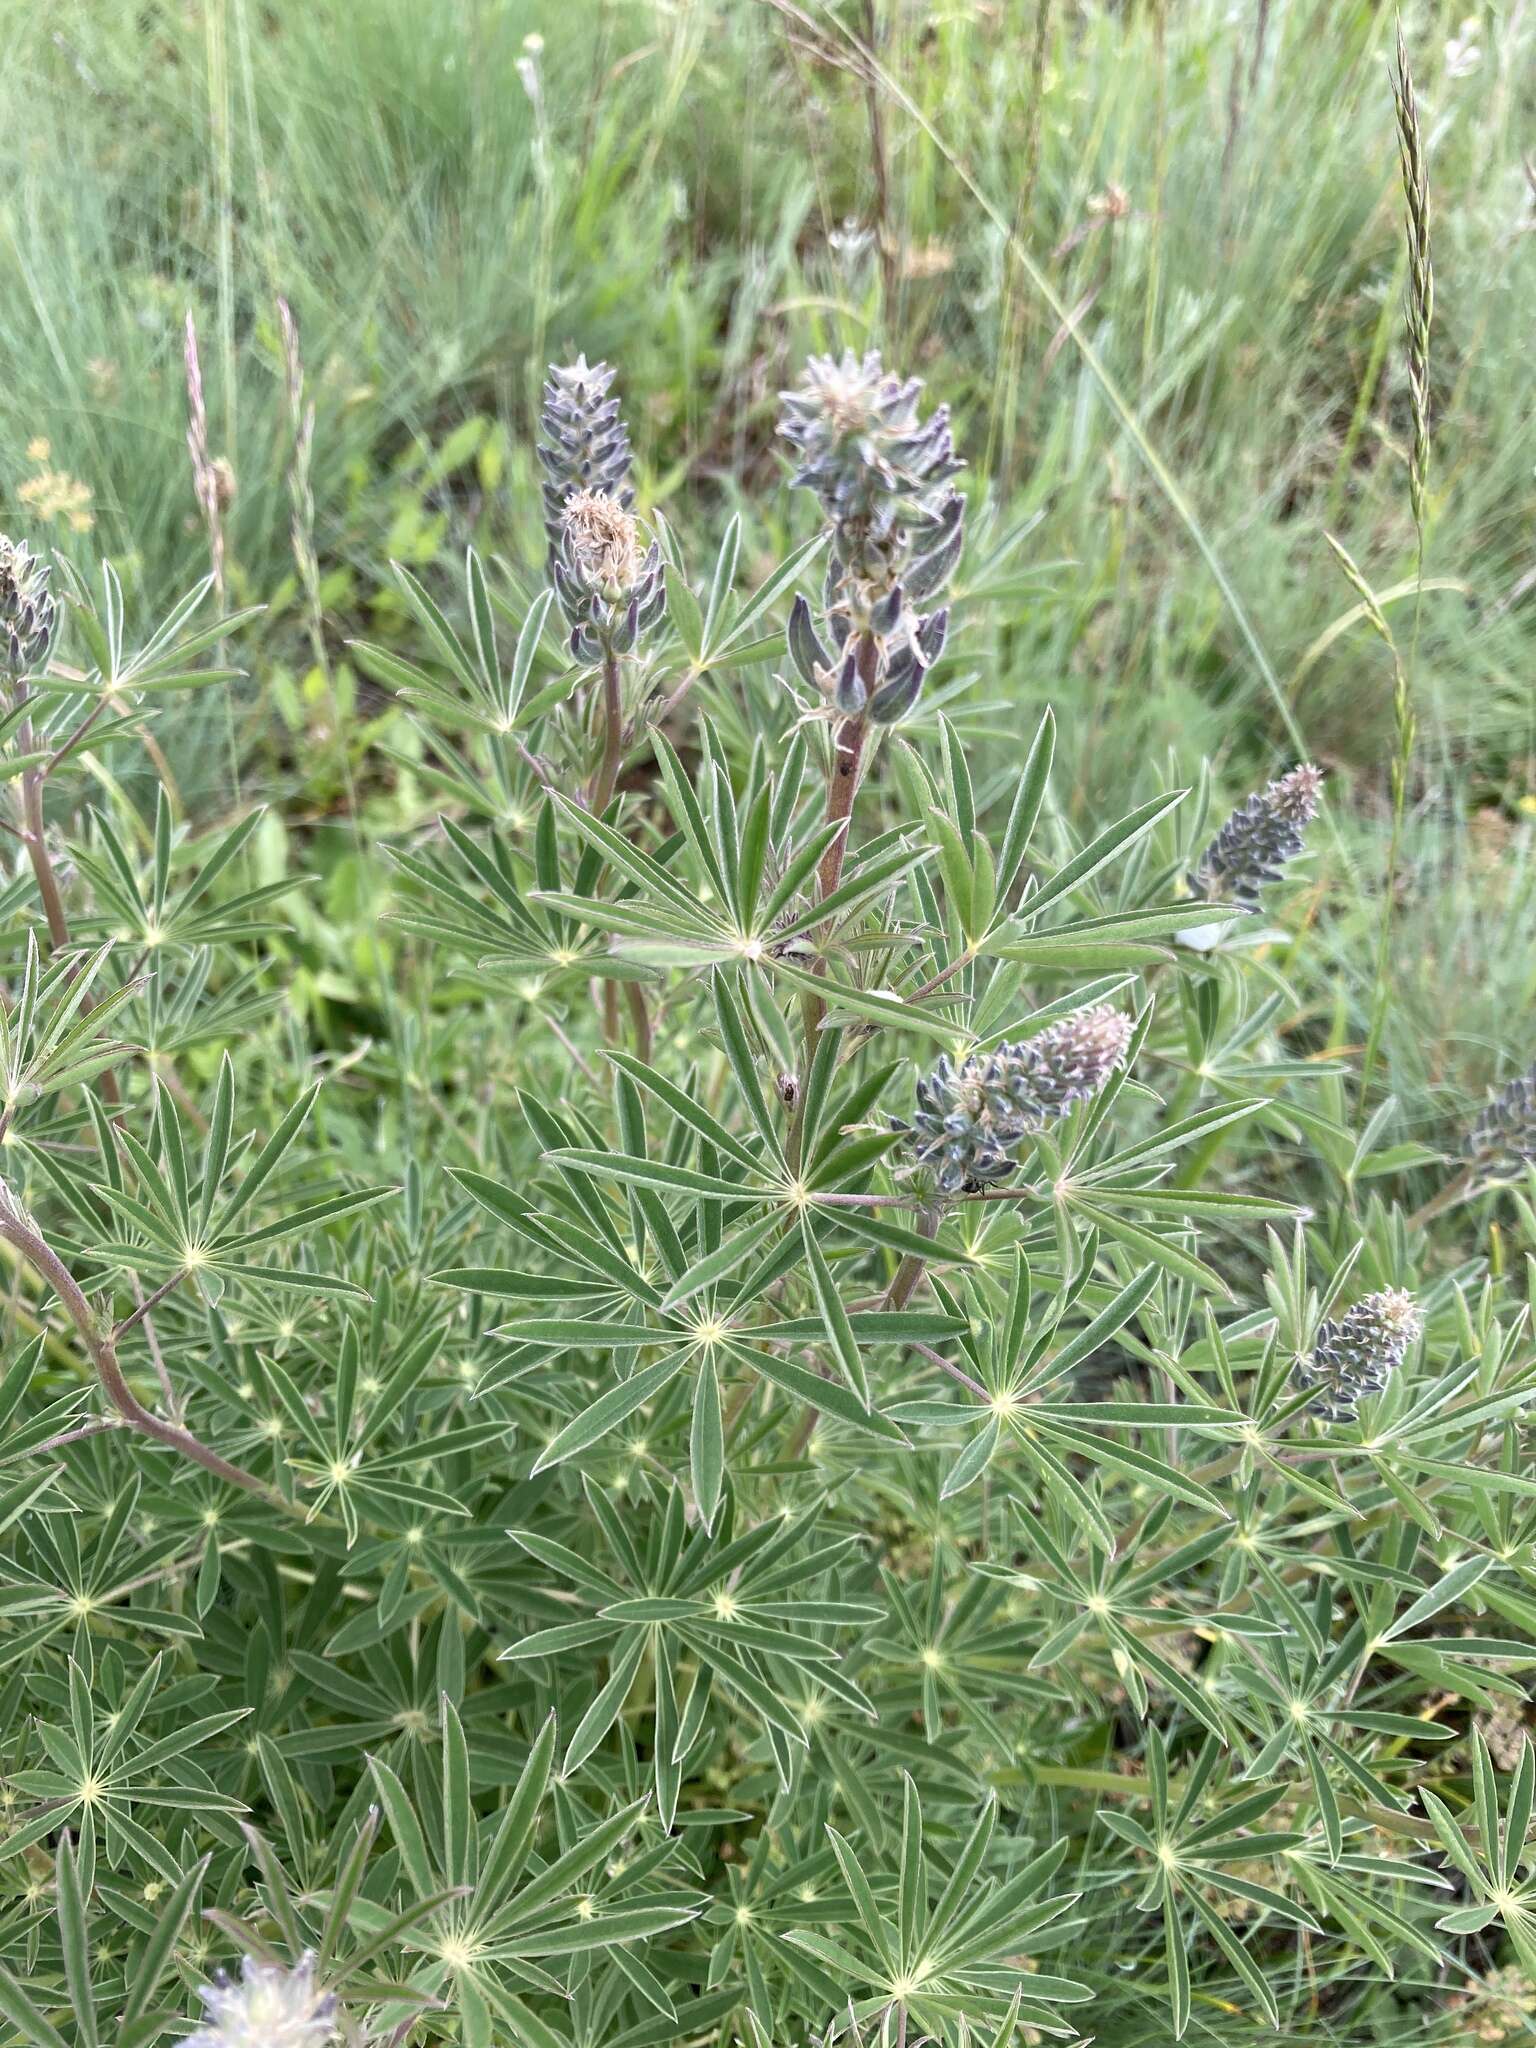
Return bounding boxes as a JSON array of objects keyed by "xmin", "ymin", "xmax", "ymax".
[
  {"xmin": 780, "ymin": 349, "xmax": 963, "ymax": 726},
  {"xmin": 555, "ymin": 486, "xmax": 664, "ymax": 661},
  {"xmin": 1186, "ymin": 763, "xmax": 1324, "ymax": 913},
  {"xmin": 538, "ymin": 357, "xmax": 663, "ymax": 661},
  {"xmin": 1465, "ymin": 1061, "xmax": 1536, "ymax": 1184},
  {"xmin": 537, "ymin": 356, "xmax": 634, "ymax": 547},
  {"xmin": 0, "ymin": 534, "xmax": 56, "ymax": 679},
  {"xmin": 1291, "ymin": 1289, "xmax": 1422, "ymax": 1423},
  {"xmin": 904, "ymin": 1005, "xmax": 1133, "ymax": 1195},
  {"xmin": 779, "ymin": 348, "xmax": 961, "ymax": 561},
  {"xmin": 184, "ymin": 1953, "xmax": 337, "ymax": 2048}
]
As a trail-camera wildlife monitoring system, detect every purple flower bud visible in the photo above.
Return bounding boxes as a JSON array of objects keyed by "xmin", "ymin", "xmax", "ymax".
[{"xmin": 1291, "ymin": 1289, "xmax": 1421, "ymax": 1422}]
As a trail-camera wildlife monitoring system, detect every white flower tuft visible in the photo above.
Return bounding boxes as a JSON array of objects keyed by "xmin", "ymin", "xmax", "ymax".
[{"xmin": 185, "ymin": 1953, "xmax": 338, "ymax": 2048}]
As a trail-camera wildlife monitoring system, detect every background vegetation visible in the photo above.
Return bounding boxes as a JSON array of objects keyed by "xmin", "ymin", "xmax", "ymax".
[
  {"xmin": 8, "ymin": 0, "xmax": 1535, "ymax": 1118},
  {"xmin": 0, "ymin": 1, "xmax": 1534, "ymax": 2044}
]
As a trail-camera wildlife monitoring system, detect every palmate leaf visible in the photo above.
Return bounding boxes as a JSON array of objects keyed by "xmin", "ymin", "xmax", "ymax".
[
  {"xmin": 1423, "ymin": 1728, "xmax": 1536, "ymax": 1975},
  {"xmin": 1096, "ymin": 1734, "xmax": 1325, "ymax": 2039},
  {"xmin": 1209, "ymin": 1583, "xmax": 1461, "ymax": 1854},
  {"xmin": 435, "ymin": 1281, "xmax": 940, "ymax": 1466},
  {"xmin": 891, "ymin": 1253, "xmax": 1238, "ymax": 1531},
  {"xmin": 84, "ymin": 1059, "xmax": 394, "ymax": 1299},
  {"xmin": 71, "ymin": 790, "xmax": 297, "ymax": 952},
  {"xmin": 47, "ymin": 555, "xmax": 263, "ymax": 699},
  {"xmin": 504, "ymin": 1486, "xmax": 878, "ymax": 1814},
  {"xmin": 680, "ymin": 522, "xmax": 826, "ymax": 673},
  {"xmin": 1, "ymin": 1652, "xmax": 251, "ymax": 1862},
  {"xmin": 437, "ymin": 1088, "xmax": 972, "ymax": 1462},
  {"xmin": 787, "ymin": 1778, "xmax": 1090, "ymax": 2037},
  {"xmin": 535, "ymin": 839, "xmax": 934, "ymax": 980},
  {"xmin": 393, "ymin": 799, "xmax": 645, "ymax": 992},
  {"xmin": 0, "ymin": 934, "xmax": 140, "ymax": 1131},
  {"xmin": 366, "ymin": 556, "xmax": 564, "ymax": 731},
  {"xmin": 992, "ymin": 787, "xmax": 1189, "ymax": 935},
  {"xmin": 365, "ymin": 1699, "xmax": 704, "ymax": 2044}
]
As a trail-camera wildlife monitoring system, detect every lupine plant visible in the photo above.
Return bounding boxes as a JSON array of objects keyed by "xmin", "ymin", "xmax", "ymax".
[{"xmin": 0, "ymin": 334, "xmax": 1532, "ymax": 2048}]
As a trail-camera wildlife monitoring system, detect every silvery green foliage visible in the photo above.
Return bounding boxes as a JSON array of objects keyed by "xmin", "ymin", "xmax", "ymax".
[
  {"xmin": 1290, "ymin": 1288, "xmax": 1422, "ymax": 1421},
  {"xmin": 780, "ymin": 349, "xmax": 963, "ymax": 724},
  {"xmin": 1465, "ymin": 1061, "xmax": 1536, "ymax": 1182},
  {"xmin": 905, "ymin": 1004, "xmax": 1133, "ymax": 1194},
  {"xmin": 0, "ymin": 533, "xmax": 57, "ymax": 678},
  {"xmin": 1187, "ymin": 763, "xmax": 1324, "ymax": 910},
  {"xmin": 8, "ymin": 345, "xmax": 1536, "ymax": 2048},
  {"xmin": 185, "ymin": 1954, "xmax": 338, "ymax": 2048}
]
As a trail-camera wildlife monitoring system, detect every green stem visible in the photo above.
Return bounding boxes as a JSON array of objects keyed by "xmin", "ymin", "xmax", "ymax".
[
  {"xmin": 1408, "ymin": 1163, "xmax": 1474, "ymax": 1232},
  {"xmin": 785, "ymin": 707, "xmax": 870, "ymax": 1174},
  {"xmin": 589, "ymin": 646, "xmax": 625, "ymax": 815},
  {"xmin": 883, "ymin": 1208, "xmax": 938, "ymax": 1310},
  {"xmin": 624, "ymin": 980, "xmax": 653, "ymax": 1062}
]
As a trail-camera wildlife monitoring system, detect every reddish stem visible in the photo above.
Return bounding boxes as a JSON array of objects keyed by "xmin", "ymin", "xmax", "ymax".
[{"xmin": 0, "ymin": 1200, "xmax": 279, "ymax": 1502}]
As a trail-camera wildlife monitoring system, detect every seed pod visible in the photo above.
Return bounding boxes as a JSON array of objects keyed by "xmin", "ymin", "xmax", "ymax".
[
  {"xmin": 833, "ymin": 645, "xmax": 867, "ymax": 716},
  {"xmin": 870, "ymin": 582, "xmax": 905, "ymax": 636},
  {"xmin": 905, "ymin": 493, "xmax": 964, "ymax": 601},
  {"xmin": 916, "ymin": 606, "xmax": 949, "ymax": 666},
  {"xmin": 868, "ymin": 647, "xmax": 924, "ymax": 725}
]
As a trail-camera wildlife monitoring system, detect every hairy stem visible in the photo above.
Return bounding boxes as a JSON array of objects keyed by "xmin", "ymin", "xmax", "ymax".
[
  {"xmin": 588, "ymin": 646, "xmax": 625, "ymax": 814},
  {"xmin": 0, "ymin": 1195, "xmax": 278, "ymax": 1502},
  {"xmin": 624, "ymin": 979, "xmax": 653, "ymax": 1062},
  {"xmin": 785, "ymin": 702, "xmax": 871, "ymax": 1172},
  {"xmin": 818, "ymin": 711, "xmax": 867, "ymax": 901},
  {"xmin": 883, "ymin": 1208, "xmax": 939, "ymax": 1310},
  {"xmin": 15, "ymin": 715, "xmax": 121, "ymax": 1108},
  {"xmin": 20, "ymin": 764, "xmax": 71, "ymax": 953},
  {"xmin": 1408, "ymin": 1163, "xmax": 1475, "ymax": 1232}
]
